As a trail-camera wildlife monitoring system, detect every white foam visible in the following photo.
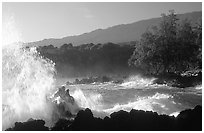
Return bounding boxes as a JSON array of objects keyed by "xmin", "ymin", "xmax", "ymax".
[
  {"xmin": 2, "ymin": 44, "xmax": 57, "ymax": 130},
  {"xmin": 103, "ymin": 93, "xmax": 173, "ymax": 114},
  {"xmin": 195, "ymin": 85, "xmax": 202, "ymax": 90},
  {"xmin": 169, "ymin": 112, "xmax": 180, "ymax": 117},
  {"xmin": 120, "ymin": 75, "xmax": 156, "ymax": 89},
  {"xmin": 70, "ymin": 89, "xmax": 104, "ymax": 111}
]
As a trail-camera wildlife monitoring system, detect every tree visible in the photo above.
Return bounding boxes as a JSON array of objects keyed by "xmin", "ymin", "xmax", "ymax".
[
  {"xmin": 129, "ymin": 10, "xmax": 201, "ymax": 75},
  {"xmin": 175, "ymin": 19, "xmax": 197, "ymax": 72},
  {"xmin": 128, "ymin": 30, "xmax": 163, "ymax": 74},
  {"xmin": 194, "ymin": 18, "xmax": 202, "ymax": 69}
]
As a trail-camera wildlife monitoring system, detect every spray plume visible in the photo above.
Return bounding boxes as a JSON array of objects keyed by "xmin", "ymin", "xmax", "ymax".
[
  {"xmin": 2, "ymin": 16, "xmax": 79, "ymax": 130},
  {"xmin": 2, "ymin": 42, "xmax": 58, "ymax": 129}
]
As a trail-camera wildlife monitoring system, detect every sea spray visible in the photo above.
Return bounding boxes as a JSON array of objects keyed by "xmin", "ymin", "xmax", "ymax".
[
  {"xmin": 120, "ymin": 75, "xmax": 156, "ymax": 88},
  {"xmin": 103, "ymin": 93, "xmax": 174, "ymax": 114},
  {"xmin": 70, "ymin": 89, "xmax": 104, "ymax": 111},
  {"xmin": 2, "ymin": 15, "xmax": 59, "ymax": 130},
  {"xmin": 195, "ymin": 84, "xmax": 202, "ymax": 90},
  {"xmin": 2, "ymin": 44, "xmax": 57, "ymax": 130},
  {"xmin": 50, "ymin": 86, "xmax": 80, "ymax": 118},
  {"xmin": 2, "ymin": 15, "xmax": 82, "ymax": 130}
]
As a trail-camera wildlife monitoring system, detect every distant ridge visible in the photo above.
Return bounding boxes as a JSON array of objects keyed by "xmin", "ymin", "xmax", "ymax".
[{"xmin": 27, "ymin": 11, "xmax": 201, "ymax": 47}]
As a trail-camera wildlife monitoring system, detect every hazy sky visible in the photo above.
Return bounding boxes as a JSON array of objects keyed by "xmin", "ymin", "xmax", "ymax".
[{"xmin": 3, "ymin": 2, "xmax": 202, "ymax": 43}]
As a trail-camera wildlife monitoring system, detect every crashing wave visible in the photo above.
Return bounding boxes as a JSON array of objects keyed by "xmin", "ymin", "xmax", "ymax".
[
  {"xmin": 120, "ymin": 75, "xmax": 156, "ymax": 89},
  {"xmin": 2, "ymin": 43, "xmax": 57, "ymax": 130},
  {"xmin": 70, "ymin": 89, "xmax": 104, "ymax": 112},
  {"xmin": 2, "ymin": 43, "xmax": 83, "ymax": 130},
  {"xmin": 103, "ymin": 93, "xmax": 175, "ymax": 115},
  {"xmin": 195, "ymin": 85, "xmax": 202, "ymax": 90}
]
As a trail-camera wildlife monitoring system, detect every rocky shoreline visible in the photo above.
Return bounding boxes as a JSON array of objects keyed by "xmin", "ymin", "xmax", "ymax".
[
  {"xmin": 66, "ymin": 71, "xmax": 202, "ymax": 88},
  {"xmin": 153, "ymin": 71, "xmax": 202, "ymax": 88},
  {"xmin": 6, "ymin": 105, "xmax": 202, "ymax": 131},
  {"xmin": 66, "ymin": 75, "xmax": 124, "ymax": 85}
]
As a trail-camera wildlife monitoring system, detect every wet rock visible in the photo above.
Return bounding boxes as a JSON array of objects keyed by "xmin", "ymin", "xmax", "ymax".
[
  {"xmin": 51, "ymin": 119, "xmax": 72, "ymax": 131},
  {"xmin": 153, "ymin": 72, "xmax": 202, "ymax": 88},
  {"xmin": 54, "ymin": 86, "xmax": 75, "ymax": 105},
  {"xmin": 175, "ymin": 105, "xmax": 202, "ymax": 130},
  {"xmin": 73, "ymin": 76, "xmax": 112, "ymax": 84},
  {"xmin": 6, "ymin": 105, "xmax": 202, "ymax": 131},
  {"xmin": 6, "ymin": 120, "xmax": 49, "ymax": 131}
]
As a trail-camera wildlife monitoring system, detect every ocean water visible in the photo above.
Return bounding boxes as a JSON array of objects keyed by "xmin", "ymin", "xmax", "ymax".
[
  {"xmin": 58, "ymin": 76, "xmax": 202, "ymax": 118},
  {"xmin": 2, "ymin": 42, "xmax": 201, "ymax": 130},
  {"xmin": 2, "ymin": 43, "xmax": 201, "ymax": 130},
  {"xmin": 2, "ymin": 15, "xmax": 201, "ymax": 130}
]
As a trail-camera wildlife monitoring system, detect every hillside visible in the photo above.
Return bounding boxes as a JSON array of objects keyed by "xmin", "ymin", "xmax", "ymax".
[{"xmin": 27, "ymin": 11, "xmax": 201, "ymax": 47}]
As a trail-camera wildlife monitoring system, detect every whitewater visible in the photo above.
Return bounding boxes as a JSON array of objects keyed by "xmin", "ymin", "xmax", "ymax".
[
  {"xmin": 2, "ymin": 46, "xmax": 202, "ymax": 130},
  {"xmin": 2, "ymin": 16, "xmax": 202, "ymax": 131},
  {"xmin": 65, "ymin": 76, "xmax": 202, "ymax": 118}
]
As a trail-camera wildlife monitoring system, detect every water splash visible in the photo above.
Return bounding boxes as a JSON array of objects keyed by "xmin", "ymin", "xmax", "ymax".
[
  {"xmin": 2, "ymin": 44, "xmax": 57, "ymax": 130},
  {"xmin": 2, "ymin": 14, "xmax": 84, "ymax": 130},
  {"xmin": 195, "ymin": 84, "xmax": 202, "ymax": 90},
  {"xmin": 2, "ymin": 14, "xmax": 59, "ymax": 130},
  {"xmin": 103, "ymin": 93, "xmax": 174, "ymax": 115},
  {"xmin": 120, "ymin": 75, "xmax": 155, "ymax": 88},
  {"xmin": 70, "ymin": 89, "xmax": 104, "ymax": 111},
  {"xmin": 2, "ymin": 16, "xmax": 23, "ymax": 46},
  {"xmin": 169, "ymin": 112, "xmax": 180, "ymax": 117}
]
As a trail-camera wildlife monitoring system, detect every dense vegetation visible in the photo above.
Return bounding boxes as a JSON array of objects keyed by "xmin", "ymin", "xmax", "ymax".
[
  {"xmin": 37, "ymin": 42, "xmax": 137, "ymax": 77},
  {"xmin": 35, "ymin": 10, "xmax": 201, "ymax": 86},
  {"xmin": 129, "ymin": 10, "xmax": 202, "ymax": 76}
]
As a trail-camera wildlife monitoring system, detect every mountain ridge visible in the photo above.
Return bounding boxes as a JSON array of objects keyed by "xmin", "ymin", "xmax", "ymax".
[{"xmin": 27, "ymin": 11, "xmax": 201, "ymax": 47}]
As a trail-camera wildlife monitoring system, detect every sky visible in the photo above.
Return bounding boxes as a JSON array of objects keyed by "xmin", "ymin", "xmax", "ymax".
[{"xmin": 2, "ymin": 2, "xmax": 202, "ymax": 43}]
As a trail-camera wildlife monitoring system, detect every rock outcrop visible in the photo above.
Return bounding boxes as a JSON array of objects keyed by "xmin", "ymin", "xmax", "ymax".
[{"xmin": 6, "ymin": 105, "xmax": 202, "ymax": 131}]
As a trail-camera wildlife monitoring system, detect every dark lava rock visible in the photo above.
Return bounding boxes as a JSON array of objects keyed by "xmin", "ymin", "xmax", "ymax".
[
  {"xmin": 6, "ymin": 120, "xmax": 49, "ymax": 131},
  {"xmin": 153, "ymin": 71, "xmax": 202, "ymax": 88},
  {"xmin": 73, "ymin": 76, "xmax": 112, "ymax": 84},
  {"xmin": 53, "ymin": 105, "xmax": 202, "ymax": 131},
  {"xmin": 6, "ymin": 105, "xmax": 202, "ymax": 131},
  {"xmin": 51, "ymin": 119, "xmax": 72, "ymax": 131}
]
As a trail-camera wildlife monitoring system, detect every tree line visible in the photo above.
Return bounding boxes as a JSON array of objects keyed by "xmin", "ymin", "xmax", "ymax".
[
  {"xmin": 37, "ymin": 42, "xmax": 136, "ymax": 76},
  {"xmin": 37, "ymin": 10, "xmax": 201, "ymax": 77},
  {"xmin": 129, "ymin": 10, "xmax": 202, "ymax": 76}
]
